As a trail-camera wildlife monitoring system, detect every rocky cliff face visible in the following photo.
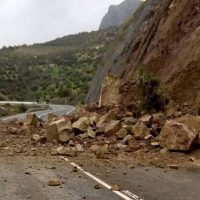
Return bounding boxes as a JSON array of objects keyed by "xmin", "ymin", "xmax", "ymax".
[
  {"xmin": 99, "ymin": 0, "xmax": 142, "ymax": 30},
  {"xmin": 87, "ymin": 0, "xmax": 200, "ymax": 111}
]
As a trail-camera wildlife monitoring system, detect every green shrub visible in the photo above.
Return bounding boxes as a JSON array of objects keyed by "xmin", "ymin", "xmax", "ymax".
[
  {"xmin": 16, "ymin": 104, "xmax": 28, "ymax": 113},
  {"xmin": 137, "ymin": 69, "xmax": 166, "ymax": 112}
]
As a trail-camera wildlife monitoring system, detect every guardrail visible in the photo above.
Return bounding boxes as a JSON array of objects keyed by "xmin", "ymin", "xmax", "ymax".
[{"xmin": 0, "ymin": 101, "xmax": 37, "ymax": 105}]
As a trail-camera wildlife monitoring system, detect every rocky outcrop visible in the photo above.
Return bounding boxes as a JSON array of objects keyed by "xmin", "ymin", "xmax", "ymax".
[
  {"xmin": 99, "ymin": 0, "xmax": 142, "ymax": 30},
  {"xmin": 46, "ymin": 118, "xmax": 72, "ymax": 142},
  {"xmin": 87, "ymin": 0, "xmax": 200, "ymax": 111},
  {"xmin": 99, "ymin": 75, "xmax": 120, "ymax": 106},
  {"xmin": 25, "ymin": 113, "xmax": 40, "ymax": 127}
]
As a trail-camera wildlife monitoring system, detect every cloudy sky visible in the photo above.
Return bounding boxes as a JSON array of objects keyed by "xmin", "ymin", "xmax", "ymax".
[{"xmin": 0, "ymin": 0, "xmax": 124, "ymax": 47}]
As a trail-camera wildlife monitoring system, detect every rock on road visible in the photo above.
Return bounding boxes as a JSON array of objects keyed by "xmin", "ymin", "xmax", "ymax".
[
  {"xmin": 0, "ymin": 156, "xmax": 200, "ymax": 200},
  {"xmin": 0, "ymin": 157, "xmax": 121, "ymax": 200}
]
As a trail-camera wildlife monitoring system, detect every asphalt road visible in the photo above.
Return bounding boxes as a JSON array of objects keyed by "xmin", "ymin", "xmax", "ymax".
[
  {"xmin": 0, "ymin": 156, "xmax": 200, "ymax": 200},
  {"xmin": 0, "ymin": 157, "xmax": 122, "ymax": 200},
  {"xmin": 85, "ymin": 164, "xmax": 200, "ymax": 200},
  {"xmin": 1, "ymin": 103, "xmax": 75, "ymax": 122}
]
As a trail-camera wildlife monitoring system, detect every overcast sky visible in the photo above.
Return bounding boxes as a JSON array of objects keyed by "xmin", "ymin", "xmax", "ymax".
[{"xmin": 0, "ymin": 0, "xmax": 123, "ymax": 47}]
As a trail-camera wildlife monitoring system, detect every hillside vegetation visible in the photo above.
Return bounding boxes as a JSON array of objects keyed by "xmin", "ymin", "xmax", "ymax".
[{"xmin": 0, "ymin": 28, "xmax": 116, "ymax": 104}]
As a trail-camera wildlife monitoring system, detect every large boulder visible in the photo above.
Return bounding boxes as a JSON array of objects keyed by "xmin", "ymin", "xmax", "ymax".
[
  {"xmin": 132, "ymin": 121, "xmax": 150, "ymax": 139},
  {"xmin": 116, "ymin": 128, "xmax": 128, "ymax": 139},
  {"xmin": 176, "ymin": 114, "xmax": 200, "ymax": 130},
  {"xmin": 104, "ymin": 120, "xmax": 121, "ymax": 135},
  {"xmin": 46, "ymin": 118, "xmax": 72, "ymax": 142},
  {"xmin": 159, "ymin": 120, "xmax": 198, "ymax": 151},
  {"xmin": 90, "ymin": 144, "xmax": 109, "ymax": 159},
  {"xmin": 72, "ymin": 117, "xmax": 90, "ymax": 132},
  {"xmin": 139, "ymin": 114, "xmax": 152, "ymax": 126},
  {"xmin": 122, "ymin": 117, "xmax": 138, "ymax": 125},
  {"xmin": 88, "ymin": 113, "xmax": 100, "ymax": 126},
  {"xmin": 59, "ymin": 131, "xmax": 74, "ymax": 143},
  {"xmin": 97, "ymin": 110, "xmax": 117, "ymax": 129},
  {"xmin": 32, "ymin": 134, "xmax": 46, "ymax": 144},
  {"xmin": 152, "ymin": 113, "xmax": 167, "ymax": 126},
  {"xmin": 55, "ymin": 146, "xmax": 77, "ymax": 157},
  {"xmin": 99, "ymin": 75, "xmax": 120, "ymax": 106},
  {"xmin": 87, "ymin": 127, "xmax": 96, "ymax": 138},
  {"xmin": 48, "ymin": 113, "xmax": 58, "ymax": 122},
  {"xmin": 25, "ymin": 113, "xmax": 40, "ymax": 127}
]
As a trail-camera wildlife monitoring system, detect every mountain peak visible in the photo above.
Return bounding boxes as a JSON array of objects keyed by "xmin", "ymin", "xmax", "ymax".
[{"xmin": 99, "ymin": 0, "xmax": 142, "ymax": 30}]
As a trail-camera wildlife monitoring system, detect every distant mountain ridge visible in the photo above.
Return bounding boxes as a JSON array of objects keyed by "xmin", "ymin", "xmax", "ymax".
[{"xmin": 99, "ymin": 0, "xmax": 142, "ymax": 30}]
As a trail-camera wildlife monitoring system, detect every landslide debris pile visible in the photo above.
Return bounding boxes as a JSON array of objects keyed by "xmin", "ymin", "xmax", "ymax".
[{"xmin": 2, "ymin": 105, "xmax": 200, "ymax": 168}]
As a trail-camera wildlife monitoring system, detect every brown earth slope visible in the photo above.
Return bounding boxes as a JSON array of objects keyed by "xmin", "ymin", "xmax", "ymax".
[{"xmin": 87, "ymin": 0, "xmax": 200, "ymax": 110}]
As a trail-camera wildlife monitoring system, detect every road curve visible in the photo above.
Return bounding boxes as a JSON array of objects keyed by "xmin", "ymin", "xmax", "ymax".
[{"xmin": 0, "ymin": 102, "xmax": 75, "ymax": 122}]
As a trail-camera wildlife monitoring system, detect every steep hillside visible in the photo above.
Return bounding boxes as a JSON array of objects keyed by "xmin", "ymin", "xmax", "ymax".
[
  {"xmin": 0, "ymin": 28, "xmax": 116, "ymax": 104},
  {"xmin": 87, "ymin": 0, "xmax": 200, "ymax": 111},
  {"xmin": 99, "ymin": 0, "xmax": 142, "ymax": 30}
]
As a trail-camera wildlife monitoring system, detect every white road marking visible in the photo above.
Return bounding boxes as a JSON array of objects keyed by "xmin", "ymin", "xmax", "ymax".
[
  {"xmin": 38, "ymin": 112, "xmax": 52, "ymax": 118},
  {"xmin": 0, "ymin": 101, "xmax": 37, "ymax": 105},
  {"xmin": 123, "ymin": 190, "xmax": 144, "ymax": 200},
  {"xmin": 66, "ymin": 107, "xmax": 76, "ymax": 115},
  {"xmin": 61, "ymin": 156, "xmax": 143, "ymax": 200}
]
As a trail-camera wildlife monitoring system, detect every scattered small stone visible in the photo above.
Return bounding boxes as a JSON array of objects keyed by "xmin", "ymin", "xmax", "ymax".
[
  {"xmin": 144, "ymin": 134, "xmax": 152, "ymax": 140},
  {"xmin": 75, "ymin": 144, "xmax": 84, "ymax": 152},
  {"xmin": 51, "ymin": 149, "xmax": 58, "ymax": 156},
  {"xmin": 87, "ymin": 127, "xmax": 96, "ymax": 138},
  {"xmin": 72, "ymin": 167, "xmax": 78, "ymax": 173},
  {"xmin": 94, "ymin": 184, "xmax": 100, "ymax": 189},
  {"xmin": 160, "ymin": 148, "xmax": 168, "ymax": 154},
  {"xmin": 45, "ymin": 166, "xmax": 56, "ymax": 170},
  {"xmin": 189, "ymin": 157, "xmax": 196, "ymax": 162},
  {"xmin": 116, "ymin": 128, "xmax": 128, "ymax": 139},
  {"xmin": 48, "ymin": 179, "xmax": 61, "ymax": 186},
  {"xmin": 56, "ymin": 146, "xmax": 77, "ymax": 157},
  {"xmin": 140, "ymin": 114, "xmax": 152, "ymax": 125},
  {"xmin": 14, "ymin": 148, "xmax": 23, "ymax": 153},
  {"xmin": 169, "ymin": 164, "xmax": 179, "ymax": 169},
  {"xmin": 151, "ymin": 142, "xmax": 160, "ymax": 147},
  {"xmin": 9, "ymin": 127, "xmax": 18, "ymax": 135},
  {"xmin": 130, "ymin": 165, "xmax": 135, "ymax": 169},
  {"xmin": 111, "ymin": 185, "xmax": 120, "ymax": 191}
]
